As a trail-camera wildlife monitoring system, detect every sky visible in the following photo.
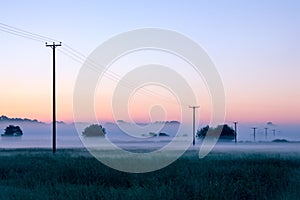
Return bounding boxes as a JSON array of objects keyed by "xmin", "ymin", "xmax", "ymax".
[{"xmin": 0, "ymin": 0, "xmax": 299, "ymax": 125}]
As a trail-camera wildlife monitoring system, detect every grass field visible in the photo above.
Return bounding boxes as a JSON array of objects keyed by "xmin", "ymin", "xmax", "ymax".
[{"xmin": 0, "ymin": 149, "xmax": 299, "ymax": 200}]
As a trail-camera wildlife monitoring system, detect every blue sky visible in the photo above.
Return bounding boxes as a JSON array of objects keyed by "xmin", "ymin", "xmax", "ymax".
[{"xmin": 0, "ymin": 0, "xmax": 299, "ymax": 124}]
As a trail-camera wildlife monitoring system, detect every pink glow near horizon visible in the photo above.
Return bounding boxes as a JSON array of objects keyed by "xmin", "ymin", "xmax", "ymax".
[{"xmin": 0, "ymin": 2, "xmax": 299, "ymax": 125}]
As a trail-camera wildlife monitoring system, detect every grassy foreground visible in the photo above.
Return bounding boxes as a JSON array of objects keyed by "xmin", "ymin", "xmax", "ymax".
[{"xmin": 0, "ymin": 149, "xmax": 299, "ymax": 200}]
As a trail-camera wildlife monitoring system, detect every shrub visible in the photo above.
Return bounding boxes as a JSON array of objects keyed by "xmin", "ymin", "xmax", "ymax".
[
  {"xmin": 2, "ymin": 125, "xmax": 23, "ymax": 136},
  {"xmin": 82, "ymin": 124, "xmax": 106, "ymax": 137},
  {"xmin": 197, "ymin": 124, "xmax": 235, "ymax": 141}
]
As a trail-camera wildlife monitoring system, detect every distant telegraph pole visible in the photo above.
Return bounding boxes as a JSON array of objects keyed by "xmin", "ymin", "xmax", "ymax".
[
  {"xmin": 233, "ymin": 122, "xmax": 238, "ymax": 143},
  {"xmin": 251, "ymin": 127, "xmax": 257, "ymax": 142},
  {"xmin": 272, "ymin": 129, "xmax": 276, "ymax": 136},
  {"xmin": 46, "ymin": 42, "xmax": 61, "ymax": 154},
  {"xmin": 189, "ymin": 106, "xmax": 199, "ymax": 146},
  {"xmin": 264, "ymin": 128, "xmax": 268, "ymax": 140}
]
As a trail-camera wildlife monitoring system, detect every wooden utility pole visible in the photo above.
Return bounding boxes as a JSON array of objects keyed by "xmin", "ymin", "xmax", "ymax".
[
  {"xmin": 272, "ymin": 129, "xmax": 276, "ymax": 136},
  {"xmin": 233, "ymin": 122, "xmax": 238, "ymax": 143},
  {"xmin": 251, "ymin": 127, "xmax": 257, "ymax": 142},
  {"xmin": 46, "ymin": 42, "xmax": 61, "ymax": 154},
  {"xmin": 189, "ymin": 106, "xmax": 199, "ymax": 146}
]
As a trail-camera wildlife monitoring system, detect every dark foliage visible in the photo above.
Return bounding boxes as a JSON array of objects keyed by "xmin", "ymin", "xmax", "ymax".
[
  {"xmin": 197, "ymin": 124, "xmax": 235, "ymax": 141},
  {"xmin": 0, "ymin": 115, "xmax": 40, "ymax": 123},
  {"xmin": 272, "ymin": 139, "xmax": 289, "ymax": 143},
  {"xmin": 158, "ymin": 132, "xmax": 169, "ymax": 137},
  {"xmin": 0, "ymin": 151, "xmax": 299, "ymax": 199},
  {"xmin": 2, "ymin": 125, "xmax": 23, "ymax": 136},
  {"xmin": 82, "ymin": 124, "xmax": 106, "ymax": 137}
]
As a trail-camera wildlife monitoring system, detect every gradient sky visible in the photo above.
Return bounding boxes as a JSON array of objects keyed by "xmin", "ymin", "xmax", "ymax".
[{"xmin": 0, "ymin": 0, "xmax": 299, "ymax": 124}]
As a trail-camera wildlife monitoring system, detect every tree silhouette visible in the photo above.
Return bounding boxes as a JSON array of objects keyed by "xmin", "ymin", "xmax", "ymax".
[
  {"xmin": 82, "ymin": 124, "xmax": 106, "ymax": 137},
  {"xmin": 197, "ymin": 124, "xmax": 235, "ymax": 141},
  {"xmin": 2, "ymin": 125, "xmax": 23, "ymax": 136}
]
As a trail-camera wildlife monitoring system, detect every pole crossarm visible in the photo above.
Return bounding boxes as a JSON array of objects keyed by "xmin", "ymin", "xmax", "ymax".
[{"xmin": 46, "ymin": 41, "xmax": 62, "ymax": 48}]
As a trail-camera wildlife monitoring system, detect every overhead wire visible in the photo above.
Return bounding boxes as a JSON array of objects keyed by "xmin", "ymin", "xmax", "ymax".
[
  {"xmin": 58, "ymin": 47, "xmax": 183, "ymax": 106},
  {"xmin": 0, "ymin": 27, "xmax": 44, "ymax": 43},
  {"xmin": 0, "ymin": 22, "xmax": 58, "ymax": 42},
  {"xmin": 0, "ymin": 22, "xmax": 190, "ymax": 107}
]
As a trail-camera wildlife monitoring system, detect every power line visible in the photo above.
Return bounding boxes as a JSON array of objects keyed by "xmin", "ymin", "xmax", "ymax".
[
  {"xmin": 59, "ymin": 47, "xmax": 188, "ymax": 107},
  {"xmin": 0, "ymin": 22, "xmax": 193, "ymax": 108},
  {"xmin": 0, "ymin": 27, "xmax": 44, "ymax": 43},
  {"xmin": 58, "ymin": 48, "xmax": 181, "ymax": 106},
  {"xmin": 0, "ymin": 23, "xmax": 186, "ymax": 105},
  {"xmin": 0, "ymin": 22, "xmax": 58, "ymax": 42}
]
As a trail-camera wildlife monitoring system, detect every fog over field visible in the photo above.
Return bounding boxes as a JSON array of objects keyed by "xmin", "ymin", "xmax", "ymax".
[{"xmin": 0, "ymin": 116, "xmax": 299, "ymax": 152}]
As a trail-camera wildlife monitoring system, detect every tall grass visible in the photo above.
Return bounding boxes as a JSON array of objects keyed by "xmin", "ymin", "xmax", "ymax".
[{"xmin": 0, "ymin": 150, "xmax": 299, "ymax": 199}]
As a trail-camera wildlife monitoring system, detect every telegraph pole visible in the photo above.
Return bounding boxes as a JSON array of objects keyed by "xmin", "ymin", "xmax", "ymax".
[
  {"xmin": 46, "ymin": 42, "xmax": 61, "ymax": 154},
  {"xmin": 233, "ymin": 122, "xmax": 238, "ymax": 143},
  {"xmin": 189, "ymin": 106, "xmax": 199, "ymax": 146},
  {"xmin": 264, "ymin": 128, "xmax": 268, "ymax": 140},
  {"xmin": 251, "ymin": 127, "xmax": 257, "ymax": 142},
  {"xmin": 272, "ymin": 129, "xmax": 276, "ymax": 136}
]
